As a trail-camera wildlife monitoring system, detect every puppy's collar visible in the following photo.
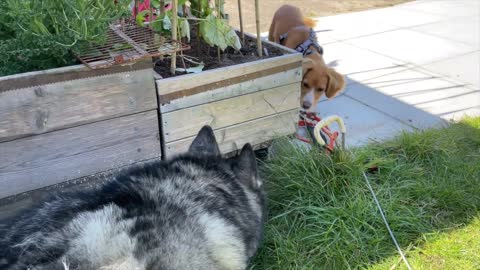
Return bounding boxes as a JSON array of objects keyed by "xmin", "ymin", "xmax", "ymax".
[{"xmin": 279, "ymin": 29, "xmax": 323, "ymax": 56}]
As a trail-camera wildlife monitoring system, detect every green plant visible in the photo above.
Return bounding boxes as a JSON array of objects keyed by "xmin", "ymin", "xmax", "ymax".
[
  {"xmin": 0, "ymin": 2, "xmax": 14, "ymax": 40},
  {"xmin": 200, "ymin": 13, "xmax": 241, "ymax": 51},
  {"xmin": 137, "ymin": 0, "xmax": 241, "ymax": 51},
  {"xmin": 192, "ymin": 0, "xmax": 241, "ymax": 50},
  {"xmin": 0, "ymin": 0, "xmax": 132, "ymax": 76}
]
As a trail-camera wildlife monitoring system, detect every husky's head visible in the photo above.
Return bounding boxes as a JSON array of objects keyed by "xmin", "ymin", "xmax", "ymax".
[
  {"xmin": 187, "ymin": 126, "xmax": 265, "ymax": 261},
  {"xmin": 189, "ymin": 126, "xmax": 263, "ymax": 192}
]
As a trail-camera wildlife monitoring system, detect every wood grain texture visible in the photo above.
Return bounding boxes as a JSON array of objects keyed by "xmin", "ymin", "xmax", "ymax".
[
  {"xmin": 0, "ymin": 60, "xmax": 153, "ymax": 92},
  {"xmin": 164, "ymin": 109, "xmax": 298, "ymax": 157},
  {"xmin": 163, "ymin": 83, "xmax": 300, "ymax": 142},
  {"xmin": 158, "ymin": 61, "xmax": 301, "ymax": 104},
  {"xmin": 0, "ymin": 111, "xmax": 161, "ymax": 199},
  {"xmin": 156, "ymin": 53, "xmax": 302, "ymax": 96},
  {"xmin": 160, "ymin": 67, "xmax": 302, "ymax": 112},
  {"xmin": 0, "ymin": 69, "xmax": 157, "ymax": 143}
]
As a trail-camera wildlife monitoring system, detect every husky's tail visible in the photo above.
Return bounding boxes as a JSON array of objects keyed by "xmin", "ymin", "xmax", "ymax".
[{"xmin": 303, "ymin": 17, "xmax": 316, "ymax": 28}]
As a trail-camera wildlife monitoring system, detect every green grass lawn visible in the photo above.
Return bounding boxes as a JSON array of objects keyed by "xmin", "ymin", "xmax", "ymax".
[
  {"xmin": 252, "ymin": 117, "xmax": 480, "ymax": 270},
  {"xmin": 370, "ymin": 217, "xmax": 480, "ymax": 270}
]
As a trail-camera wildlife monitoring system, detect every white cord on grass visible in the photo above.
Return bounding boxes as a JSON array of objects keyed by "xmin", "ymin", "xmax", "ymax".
[{"xmin": 362, "ymin": 171, "xmax": 413, "ymax": 270}]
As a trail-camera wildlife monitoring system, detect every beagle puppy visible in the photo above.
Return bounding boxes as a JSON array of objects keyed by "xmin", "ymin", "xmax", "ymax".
[{"xmin": 269, "ymin": 5, "xmax": 345, "ymax": 111}]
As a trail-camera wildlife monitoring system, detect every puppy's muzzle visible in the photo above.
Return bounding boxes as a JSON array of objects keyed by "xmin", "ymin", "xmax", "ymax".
[{"xmin": 302, "ymin": 101, "xmax": 312, "ymax": 110}]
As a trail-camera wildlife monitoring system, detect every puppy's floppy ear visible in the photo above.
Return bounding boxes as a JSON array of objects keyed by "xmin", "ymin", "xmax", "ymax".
[
  {"xmin": 302, "ymin": 58, "xmax": 314, "ymax": 76},
  {"xmin": 325, "ymin": 68, "xmax": 345, "ymax": 99},
  {"xmin": 189, "ymin": 126, "xmax": 221, "ymax": 156},
  {"xmin": 231, "ymin": 144, "xmax": 261, "ymax": 190}
]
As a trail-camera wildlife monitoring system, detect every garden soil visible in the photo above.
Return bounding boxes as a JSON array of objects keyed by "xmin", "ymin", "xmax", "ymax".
[{"xmin": 154, "ymin": 26, "xmax": 285, "ymax": 78}]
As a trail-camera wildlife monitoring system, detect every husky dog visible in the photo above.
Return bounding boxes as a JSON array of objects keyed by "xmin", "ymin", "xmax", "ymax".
[{"xmin": 0, "ymin": 126, "xmax": 265, "ymax": 270}]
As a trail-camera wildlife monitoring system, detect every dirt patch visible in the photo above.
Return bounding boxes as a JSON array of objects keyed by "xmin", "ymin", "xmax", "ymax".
[
  {"xmin": 225, "ymin": 0, "xmax": 413, "ymax": 34},
  {"xmin": 154, "ymin": 25, "xmax": 285, "ymax": 78}
]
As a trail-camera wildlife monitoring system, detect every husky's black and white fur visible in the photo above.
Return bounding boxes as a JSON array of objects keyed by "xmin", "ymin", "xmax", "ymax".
[{"xmin": 0, "ymin": 126, "xmax": 265, "ymax": 270}]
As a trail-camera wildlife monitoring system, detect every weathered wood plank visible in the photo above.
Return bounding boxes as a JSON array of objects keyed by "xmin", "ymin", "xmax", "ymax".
[
  {"xmin": 159, "ymin": 61, "xmax": 301, "ymax": 105},
  {"xmin": 0, "ymin": 110, "xmax": 161, "ymax": 199},
  {"xmin": 0, "ymin": 60, "xmax": 153, "ymax": 92},
  {"xmin": 161, "ymin": 67, "xmax": 302, "ymax": 112},
  {"xmin": 165, "ymin": 109, "xmax": 298, "ymax": 157},
  {"xmin": 163, "ymin": 83, "xmax": 300, "ymax": 142},
  {"xmin": 0, "ymin": 69, "xmax": 157, "ymax": 143},
  {"xmin": 156, "ymin": 53, "xmax": 302, "ymax": 96}
]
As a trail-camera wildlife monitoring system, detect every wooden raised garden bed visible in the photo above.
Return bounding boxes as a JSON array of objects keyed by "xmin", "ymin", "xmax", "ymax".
[
  {"xmin": 157, "ymin": 37, "xmax": 302, "ymax": 158},
  {"xmin": 0, "ymin": 36, "xmax": 301, "ymax": 199},
  {"xmin": 0, "ymin": 60, "xmax": 160, "ymax": 198}
]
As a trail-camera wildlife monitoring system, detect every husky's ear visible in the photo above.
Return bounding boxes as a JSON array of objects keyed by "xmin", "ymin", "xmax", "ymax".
[
  {"xmin": 189, "ymin": 126, "xmax": 220, "ymax": 156},
  {"xmin": 232, "ymin": 144, "xmax": 261, "ymax": 190}
]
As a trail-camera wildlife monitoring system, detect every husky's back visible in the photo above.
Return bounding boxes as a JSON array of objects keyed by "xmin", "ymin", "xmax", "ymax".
[{"xmin": 0, "ymin": 126, "xmax": 265, "ymax": 270}]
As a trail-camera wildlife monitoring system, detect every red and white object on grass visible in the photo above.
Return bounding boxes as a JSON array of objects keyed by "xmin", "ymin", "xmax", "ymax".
[{"xmin": 296, "ymin": 111, "xmax": 346, "ymax": 153}]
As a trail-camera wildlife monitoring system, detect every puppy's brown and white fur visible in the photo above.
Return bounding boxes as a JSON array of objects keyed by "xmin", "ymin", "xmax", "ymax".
[{"xmin": 269, "ymin": 5, "xmax": 345, "ymax": 111}]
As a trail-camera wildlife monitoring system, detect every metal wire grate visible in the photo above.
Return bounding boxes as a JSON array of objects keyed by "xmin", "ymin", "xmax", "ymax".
[{"xmin": 76, "ymin": 20, "xmax": 190, "ymax": 69}]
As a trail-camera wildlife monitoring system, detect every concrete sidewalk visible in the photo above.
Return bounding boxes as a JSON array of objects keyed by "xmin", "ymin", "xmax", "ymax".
[{"xmin": 271, "ymin": 0, "xmax": 480, "ymax": 146}]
